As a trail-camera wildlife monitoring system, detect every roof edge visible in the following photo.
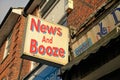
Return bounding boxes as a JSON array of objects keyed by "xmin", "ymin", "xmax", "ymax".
[{"xmin": 0, "ymin": 7, "xmax": 12, "ymax": 29}]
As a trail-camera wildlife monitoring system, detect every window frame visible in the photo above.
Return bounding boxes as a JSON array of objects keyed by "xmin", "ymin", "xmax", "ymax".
[{"xmin": 2, "ymin": 33, "xmax": 12, "ymax": 61}]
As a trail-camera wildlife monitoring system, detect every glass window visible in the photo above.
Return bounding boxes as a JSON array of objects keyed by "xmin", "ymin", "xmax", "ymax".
[
  {"xmin": 30, "ymin": 61, "xmax": 39, "ymax": 71},
  {"xmin": 3, "ymin": 34, "xmax": 11, "ymax": 60},
  {"xmin": 65, "ymin": 0, "xmax": 68, "ymax": 6},
  {"xmin": 58, "ymin": 14, "xmax": 67, "ymax": 26},
  {"xmin": 2, "ymin": 77, "xmax": 7, "ymax": 80}
]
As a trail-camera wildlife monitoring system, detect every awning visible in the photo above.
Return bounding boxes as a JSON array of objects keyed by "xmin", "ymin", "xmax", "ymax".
[{"xmin": 62, "ymin": 25, "xmax": 120, "ymax": 72}]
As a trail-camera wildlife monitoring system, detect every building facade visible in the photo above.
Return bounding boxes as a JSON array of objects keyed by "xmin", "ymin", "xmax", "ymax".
[
  {"xmin": 0, "ymin": 8, "xmax": 31, "ymax": 80},
  {"xmin": 0, "ymin": 1, "xmax": 45, "ymax": 80},
  {"xmin": 62, "ymin": 0, "xmax": 120, "ymax": 80},
  {"xmin": 0, "ymin": 0, "xmax": 68, "ymax": 80},
  {"xmin": 0, "ymin": 0, "xmax": 120, "ymax": 80}
]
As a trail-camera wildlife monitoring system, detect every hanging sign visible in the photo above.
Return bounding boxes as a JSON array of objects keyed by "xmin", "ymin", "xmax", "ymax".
[{"xmin": 21, "ymin": 15, "xmax": 69, "ymax": 66}]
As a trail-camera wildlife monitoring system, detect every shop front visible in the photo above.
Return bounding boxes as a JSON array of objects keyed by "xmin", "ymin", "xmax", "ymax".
[
  {"xmin": 61, "ymin": 4, "xmax": 120, "ymax": 80},
  {"xmin": 33, "ymin": 66, "xmax": 61, "ymax": 80}
]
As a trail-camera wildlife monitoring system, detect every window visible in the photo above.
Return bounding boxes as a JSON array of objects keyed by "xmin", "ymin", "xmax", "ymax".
[
  {"xmin": 41, "ymin": 0, "xmax": 59, "ymax": 18},
  {"xmin": 30, "ymin": 61, "xmax": 39, "ymax": 71},
  {"xmin": 58, "ymin": 14, "xmax": 67, "ymax": 26},
  {"xmin": 2, "ymin": 77, "xmax": 7, "ymax": 80},
  {"xmin": 65, "ymin": 0, "xmax": 68, "ymax": 6},
  {"xmin": 3, "ymin": 34, "xmax": 11, "ymax": 60}
]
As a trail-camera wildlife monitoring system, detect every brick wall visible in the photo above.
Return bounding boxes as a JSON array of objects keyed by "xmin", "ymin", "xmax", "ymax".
[
  {"xmin": 0, "ymin": 15, "xmax": 31, "ymax": 80},
  {"xmin": 0, "ymin": 42, "xmax": 5, "ymax": 63},
  {"xmin": 68, "ymin": 0, "xmax": 107, "ymax": 29}
]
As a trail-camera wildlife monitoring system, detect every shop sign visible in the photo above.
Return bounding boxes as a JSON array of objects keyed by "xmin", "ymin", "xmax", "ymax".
[
  {"xmin": 74, "ymin": 38, "xmax": 92, "ymax": 57},
  {"xmin": 72, "ymin": 5, "xmax": 120, "ymax": 57},
  {"xmin": 21, "ymin": 15, "xmax": 69, "ymax": 66},
  {"xmin": 34, "ymin": 66, "xmax": 61, "ymax": 80}
]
